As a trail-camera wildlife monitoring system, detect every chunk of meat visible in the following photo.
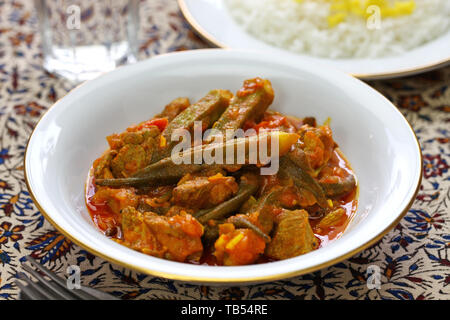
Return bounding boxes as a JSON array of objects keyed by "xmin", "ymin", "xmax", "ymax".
[
  {"xmin": 298, "ymin": 124, "xmax": 334, "ymax": 170},
  {"xmin": 154, "ymin": 97, "xmax": 190, "ymax": 122},
  {"xmin": 144, "ymin": 212, "xmax": 204, "ymax": 262},
  {"xmin": 164, "ymin": 205, "xmax": 194, "ymax": 217},
  {"xmin": 106, "ymin": 126, "xmax": 160, "ymax": 151},
  {"xmin": 106, "ymin": 126, "xmax": 161, "ymax": 178},
  {"xmin": 121, "ymin": 207, "xmax": 163, "ymax": 256},
  {"xmin": 110, "ymin": 144, "xmax": 149, "ymax": 178},
  {"xmin": 172, "ymin": 173, "xmax": 239, "ymax": 209},
  {"xmin": 90, "ymin": 187, "xmax": 138, "ymax": 214},
  {"xmin": 214, "ymin": 223, "xmax": 266, "ymax": 266},
  {"xmin": 265, "ymin": 209, "xmax": 319, "ymax": 260}
]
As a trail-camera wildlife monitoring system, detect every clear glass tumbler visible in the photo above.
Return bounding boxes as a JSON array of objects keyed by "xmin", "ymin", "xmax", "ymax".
[{"xmin": 36, "ymin": 0, "xmax": 140, "ymax": 82}]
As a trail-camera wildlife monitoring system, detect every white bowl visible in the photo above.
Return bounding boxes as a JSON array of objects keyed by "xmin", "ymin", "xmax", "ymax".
[{"xmin": 24, "ymin": 49, "xmax": 422, "ymax": 285}]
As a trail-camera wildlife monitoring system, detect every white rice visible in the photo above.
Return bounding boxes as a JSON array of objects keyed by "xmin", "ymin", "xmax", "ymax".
[{"xmin": 225, "ymin": 0, "xmax": 450, "ymax": 58}]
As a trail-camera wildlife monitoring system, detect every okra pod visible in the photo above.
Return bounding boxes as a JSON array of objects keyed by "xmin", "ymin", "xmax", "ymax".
[
  {"xmin": 286, "ymin": 142, "xmax": 313, "ymax": 173},
  {"xmin": 154, "ymin": 89, "xmax": 233, "ymax": 161},
  {"xmin": 245, "ymin": 186, "xmax": 286, "ymax": 234},
  {"xmin": 279, "ymin": 157, "xmax": 329, "ymax": 208},
  {"xmin": 195, "ymin": 174, "xmax": 259, "ymax": 224},
  {"xmin": 96, "ymin": 131, "xmax": 299, "ymax": 188},
  {"xmin": 207, "ymin": 78, "xmax": 274, "ymax": 141},
  {"xmin": 319, "ymin": 174, "xmax": 356, "ymax": 198},
  {"xmin": 154, "ymin": 97, "xmax": 191, "ymax": 122},
  {"xmin": 229, "ymin": 216, "xmax": 271, "ymax": 243}
]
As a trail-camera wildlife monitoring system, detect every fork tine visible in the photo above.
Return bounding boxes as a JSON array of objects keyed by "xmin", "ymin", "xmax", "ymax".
[
  {"xmin": 26, "ymin": 256, "xmax": 69, "ymax": 288},
  {"xmin": 15, "ymin": 276, "xmax": 48, "ymax": 300},
  {"xmin": 18, "ymin": 288, "xmax": 32, "ymax": 300},
  {"xmin": 76, "ymin": 285, "xmax": 121, "ymax": 300},
  {"xmin": 25, "ymin": 257, "xmax": 80, "ymax": 294},
  {"xmin": 15, "ymin": 279, "xmax": 43, "ymax": 300},
  {"xmin": 25, "ymin": 256, "xmax": 104, "ymax": 300},
  {"xmin": 21, "ymin": 263, "xmax": 77, "ymax": 300},
  {"xmin": 16, "ymin": 272, "xmax": 61, "ymax": 300}
]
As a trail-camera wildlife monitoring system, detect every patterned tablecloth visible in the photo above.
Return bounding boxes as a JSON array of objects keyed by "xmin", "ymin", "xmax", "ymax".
[{"xmin": 0, "ymin": 0, "xmax": 449, "ymax": 300}]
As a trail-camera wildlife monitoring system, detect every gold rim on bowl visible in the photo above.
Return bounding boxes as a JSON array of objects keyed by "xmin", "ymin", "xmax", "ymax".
[{"xmin": 177, "ymin": 0, "xmax": 450, "ymax": 80}]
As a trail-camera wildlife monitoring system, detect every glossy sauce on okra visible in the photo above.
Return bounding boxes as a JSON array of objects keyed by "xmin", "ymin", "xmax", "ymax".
[{"xmin": 86, "ymin": 78, "xmax": 358, "ymax": 266}]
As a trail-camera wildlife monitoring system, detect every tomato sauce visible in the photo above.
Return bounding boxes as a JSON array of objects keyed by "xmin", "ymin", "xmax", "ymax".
[
  {"xmin": 247, "ymin": 112, "xmax": 358, "ymax": 249},
  {"xmin": 310, "ymin": 150, "xmax": 358, "ymax": 248},
  {"xmin": 85, "ymin": 112, "xmax": 358, "ymax": 265},
  {"xmin": 86, "ymin": 173, "xmax": 122, "ymax": 237}
]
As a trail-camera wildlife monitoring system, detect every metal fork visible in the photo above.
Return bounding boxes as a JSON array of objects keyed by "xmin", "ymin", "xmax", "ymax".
[{"xmin": 15, "ymin": 256, "xmax": 120, "ymax": 300}]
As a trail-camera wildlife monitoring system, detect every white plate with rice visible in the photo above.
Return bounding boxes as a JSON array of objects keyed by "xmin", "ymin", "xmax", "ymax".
[{"xmin": 179, "ymin": 0, "xmax": 450, "ymax": 79}]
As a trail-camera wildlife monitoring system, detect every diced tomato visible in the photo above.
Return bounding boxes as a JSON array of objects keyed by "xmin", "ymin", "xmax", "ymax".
[
  {"xmin": 279, "ymin": 189, "xmax": 299, "ymax": 207},
  {"xmin": 134, "ymin": 118, "xmax": 169, "ymax": 132},
  {"xmin": 169, "ymin": 214, "xmax": 204, "ymax": 238},
  {"xmin": 214, "ymin": 227, "xmax": 266, "ymax": 266},
  {"xmin": 236, "ymin": 78, "xmax": 266, "ymax": 97},
  {"xmin": 248, "ymin": 113, "xmax": 294, "ymax": 133}
]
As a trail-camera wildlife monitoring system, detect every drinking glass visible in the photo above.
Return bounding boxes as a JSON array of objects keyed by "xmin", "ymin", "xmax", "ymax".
[{"xmin": 35, "ymin": 0, "xmax": 140, "ymax": 82}]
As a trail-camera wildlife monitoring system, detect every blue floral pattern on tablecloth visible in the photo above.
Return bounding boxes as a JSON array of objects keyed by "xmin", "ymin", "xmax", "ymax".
[{"xmin": 0, "ymin": 0, "xmax": 448, "ymax": 300}]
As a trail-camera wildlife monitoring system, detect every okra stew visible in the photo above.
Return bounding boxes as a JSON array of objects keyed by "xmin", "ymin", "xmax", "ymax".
[{"xmin": 86, "ymin": 78, "xmax": 358, "ymax": 266}]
